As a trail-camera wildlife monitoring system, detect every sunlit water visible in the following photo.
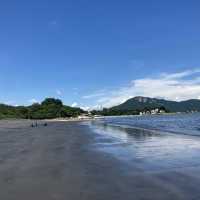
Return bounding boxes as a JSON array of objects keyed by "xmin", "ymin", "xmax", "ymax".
[{"xmin": 87, "ymin": 113, "xmax": 200, "ymax": 172}]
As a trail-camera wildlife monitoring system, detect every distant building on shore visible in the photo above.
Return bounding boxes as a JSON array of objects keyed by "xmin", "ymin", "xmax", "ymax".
[{"xmin": 139, "ymin": 108, "xmax": 166, "ymax": 115}]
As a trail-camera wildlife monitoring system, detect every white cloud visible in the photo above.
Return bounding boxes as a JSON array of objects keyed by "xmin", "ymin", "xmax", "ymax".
[
  {"xmin": 4, "ymin": 101, "xmax": 18, "ymax": 106},
  {"xmin": 160, "ymin": 69, "xmax": 200, "ymax": 80},
  {"xmin": 56, "ymin": 89, "xmax": 62, "ymax": 96},
  {"xmin": 82, "ymin": 90, "xmax": 106, "ymax": 99},
  {"xmin": 28, "ymin": 99, "xmax": 39, "ymax": 104},
  {"xmin": 71, "ymin": 102, "xmax": 78, "ymax": 107},
  {"xmin": 88, "ymin": 69, "xmax": 200, "ymax": 108},
  {"xmin": 80, "ymin": 106, "xmax": 90, "ymax": 111},
  {"xmin": 5, "ymin": 101, "xmax": 13, "ymax": 105}
]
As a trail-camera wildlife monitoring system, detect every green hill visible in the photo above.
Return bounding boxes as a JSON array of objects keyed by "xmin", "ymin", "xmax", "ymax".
[
  {"xmin": 111, "ymin": 96, "xmax": 200, "ymax": 112},
  {"xmin": 0, "ymin": 98, "xmax": 84, "ymax": 119}
]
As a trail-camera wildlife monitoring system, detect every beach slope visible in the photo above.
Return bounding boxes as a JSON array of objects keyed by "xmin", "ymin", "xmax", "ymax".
[{"xmin": 0, "ymin": 120, "xmax": 200, "ymax": 200}]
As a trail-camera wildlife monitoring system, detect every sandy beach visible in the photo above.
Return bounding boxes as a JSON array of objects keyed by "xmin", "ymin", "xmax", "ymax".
[{"xmin": 0, "ymin": 120, "xmax": 200, "ymax": 200}]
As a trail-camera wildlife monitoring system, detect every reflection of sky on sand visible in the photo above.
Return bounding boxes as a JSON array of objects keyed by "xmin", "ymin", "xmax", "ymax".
[{"xmin": 89, "ymin": 121, "xmax": 200, "ymax": 172}]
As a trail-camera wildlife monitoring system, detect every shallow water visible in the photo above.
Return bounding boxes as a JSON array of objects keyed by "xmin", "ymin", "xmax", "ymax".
[
  {"xmin": 100, "ymin": 113, "xmax": 200, "ymax": 136},
  {"xmin": 88, "ymin": 114, "xmax": 200, "ymax": 172}
]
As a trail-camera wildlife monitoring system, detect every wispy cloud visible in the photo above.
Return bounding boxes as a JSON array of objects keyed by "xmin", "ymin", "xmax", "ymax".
[
  {"xmin": 82, "ymin": 90, "xmax": 107, "ymax": 99},
  {"xmin": 71, "ymin": 102, "xmax": 78, "ymax": 107},
  {"xmin": 160, "ymin": 69, "xmax": 200, "ymax": 80},
  {"xmin": 4, "ymin": 101, "xmax": 18, "ymax": 106},
  {"xmin": 28, "ymin": 99, "xmax": 39, "ymax": 104},
  {"xmin": 87, "ymin": 69, "xmax": 200, "ymax": 108},
  {"xmin": 80, "ymin": 106, "xmax": 90, "ymax": 111},
  {"xmin": 56, "ymin": 89, "xmax": 62, "ymax": 96}
]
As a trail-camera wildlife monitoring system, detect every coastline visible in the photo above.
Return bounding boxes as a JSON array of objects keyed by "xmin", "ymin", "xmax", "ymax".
[
  {"xmin": 0, "ymin": 111, "xmax": 195, "ymax": 123},
  {"xmin": 1, "ymin": 119, "xmax": 200, "ymax": 199}
]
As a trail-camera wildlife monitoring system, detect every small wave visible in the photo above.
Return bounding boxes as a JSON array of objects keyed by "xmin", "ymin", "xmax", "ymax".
[{"xmin": 93, "ymin": 120, "xmax": 200, "ymax": 138}]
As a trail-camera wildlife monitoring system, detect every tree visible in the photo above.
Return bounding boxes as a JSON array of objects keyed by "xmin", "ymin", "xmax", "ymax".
[{"xmin": 41, "ymin": 98, "xmax": 63, "ymax": 107}]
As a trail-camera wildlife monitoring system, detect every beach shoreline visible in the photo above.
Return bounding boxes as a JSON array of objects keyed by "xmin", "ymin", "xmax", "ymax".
[{"xmin": 0, "ymin": 120, "xmax": 200, "ymax": 199}]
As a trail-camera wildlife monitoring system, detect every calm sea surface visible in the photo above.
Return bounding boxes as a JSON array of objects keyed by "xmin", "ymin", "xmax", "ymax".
[{"xmin": 88, "ymin": 113, "xmax": 200, "ymax": 171}]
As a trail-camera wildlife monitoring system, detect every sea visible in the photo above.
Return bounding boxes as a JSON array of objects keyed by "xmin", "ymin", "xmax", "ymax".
[{"xmin": 88, "ymin": 113, "xmax": 200, "ymax": 171}]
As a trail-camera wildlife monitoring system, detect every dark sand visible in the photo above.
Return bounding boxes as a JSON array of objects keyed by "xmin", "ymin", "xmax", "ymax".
[{"xmin": 0, "ymin": 120, "xmax": 200, "ymax": 200}]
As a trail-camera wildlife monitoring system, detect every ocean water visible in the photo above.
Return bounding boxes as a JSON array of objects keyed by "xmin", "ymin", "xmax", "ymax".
[
  {"xmin": 88, "ymin": 113, "xmax": 200, "ymax": 171},
  {"xmin": 98, "ymin": 113, "xmax": 200, "ymax": 136}
]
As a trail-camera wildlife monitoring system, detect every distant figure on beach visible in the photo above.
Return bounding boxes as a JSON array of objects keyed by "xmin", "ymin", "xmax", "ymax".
[
  {"xmin": 30, "ymin": 121, "xmax": 47, "ymax": 127},
  {"xmin": 30, "ymin": 121, "xmax": 38, "ymax": 127}
]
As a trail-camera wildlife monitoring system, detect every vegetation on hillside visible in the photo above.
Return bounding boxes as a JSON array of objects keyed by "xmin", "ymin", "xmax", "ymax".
[
  {"xmin": 0, "ymin": 98, "xmax": 84, "ymax": 119},
  {"xmin": 1, "ymin": 96, "xmax": 200, "ymax": 119},
  {"xmin": 91, "ymin": 96, "xmax": 200, "ymax": 116},
  {"xmin": 110, "ymin": 97, "xmax": 200, "ymax": 113},
  {"xmin": 91, "ymin": 106, "xmax": 168, "ymax": 116},
  {"xmin": 91, "ymin": 108, "xmax": 140, "ymax": 116}
]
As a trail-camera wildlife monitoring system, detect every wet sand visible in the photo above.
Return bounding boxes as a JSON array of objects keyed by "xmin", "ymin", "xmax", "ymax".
[{"xmin": 0, "ymin": 120, "xmax": 200, "ymax": 200}]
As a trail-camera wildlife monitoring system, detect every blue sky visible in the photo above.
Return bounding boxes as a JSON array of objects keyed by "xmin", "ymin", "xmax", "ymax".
[{"xmin": 1, "ymin": 0, "xmax": 200, "ymax": 109}]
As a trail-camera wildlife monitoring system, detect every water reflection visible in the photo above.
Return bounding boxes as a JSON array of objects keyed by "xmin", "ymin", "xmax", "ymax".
[
  {"xmin": 100, "ymin": 113, "xmax": 200, "ymax": 136},
  {"xmin": 89, "ymin": 121, "xmax": 200, "ymax": 171}
]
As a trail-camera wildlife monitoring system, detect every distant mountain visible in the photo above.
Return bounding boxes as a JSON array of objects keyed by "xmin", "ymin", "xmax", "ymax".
[{"xmin": 111, "ymin": 96, "xmax": 200, "ymax": 112}]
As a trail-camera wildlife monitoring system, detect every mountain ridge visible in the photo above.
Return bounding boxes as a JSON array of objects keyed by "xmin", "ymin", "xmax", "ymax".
[{"xmin": 111, "ymin": 96, "xmax": 200, "ymax": 112}]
